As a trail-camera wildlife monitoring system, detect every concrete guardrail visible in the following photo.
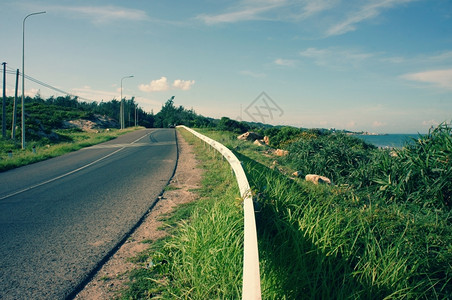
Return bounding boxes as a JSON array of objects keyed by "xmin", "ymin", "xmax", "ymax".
[{"xmin": 178, "ymin": 126, "xmax": 261, "ymax": 300}]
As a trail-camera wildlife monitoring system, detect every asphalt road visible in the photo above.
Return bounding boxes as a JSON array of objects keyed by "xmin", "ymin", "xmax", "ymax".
[{"xmin": 0, "ymin": 128, "xmax": 178, "ymax": 299}]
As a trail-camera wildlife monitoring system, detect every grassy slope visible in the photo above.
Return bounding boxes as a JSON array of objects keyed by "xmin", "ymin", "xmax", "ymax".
[{"xmin": 196, "ymin": 128, "xmax": 451, "ymax": 299}]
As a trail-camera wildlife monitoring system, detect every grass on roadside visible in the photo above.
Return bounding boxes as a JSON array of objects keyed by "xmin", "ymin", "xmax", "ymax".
[
  {"xmin": 120, "ymin": 127, "xmax": 244, "ymax": 299},
  {"xmin": 121, "ymin": 126, "xmax": 451, "ymax": 299},
  {"xmin": 198, "ymin": 128, "xmax": 452, "ymax": 299},
  {"xmin": 0, "ymin": 127, "xmax": 140, "ymax": 172},
  {"xmin": 248, "ymin": 162, "xmax": 451, "ymax": 299}
]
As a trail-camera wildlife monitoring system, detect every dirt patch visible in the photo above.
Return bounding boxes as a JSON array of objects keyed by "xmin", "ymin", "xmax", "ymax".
[
  {"xmin": 74, "ymin": 130, "xmax": 203, "ymax": 299},
  {"xmin": 64, "ymin": 115, "xmax": 119, "ymax": 132}
]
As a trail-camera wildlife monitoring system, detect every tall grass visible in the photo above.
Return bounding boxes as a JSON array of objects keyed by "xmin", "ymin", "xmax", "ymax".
[
  {"xmin": 198, "ymin": 125, "xmax": 451, "ymax": 299},
  {"xmin": 372, "ymin": 123, "xmax": 452, "ymax": 209},
  {"xmin": 121, "ymin": 128, "xmax": 244, "ymax": 299},
  {"xmin": 241, "ymin": 156, "xmax": 451, "ymax": 299}
]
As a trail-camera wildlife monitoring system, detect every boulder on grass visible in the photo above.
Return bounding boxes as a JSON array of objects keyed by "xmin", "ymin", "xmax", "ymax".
[
  {"xmin": 292, "ymin": 171, "xmax": 303, "ymax": 177},
  {"xmin": 305, "ymin": 174, "xmax": 331, "ymax": 185},
  {"xmin": 237, "ymin": 131, "xmax": 262, "ymax": 141},
  {"xmin": 274, "ymin": 149, "xmax": 289, "ymax": 156},
  {"xmin": 253, "ymin": 139, "xmax": 266, "ymax": 147},
  {"xmin": 264, "ymin": 136, "xmax": 270, "ymax": 145}
]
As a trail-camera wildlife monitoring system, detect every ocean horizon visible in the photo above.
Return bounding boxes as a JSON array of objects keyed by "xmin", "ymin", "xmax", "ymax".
[{"xmin": 355, "ymin": 134, "xmax": 421, "ymax": 148}]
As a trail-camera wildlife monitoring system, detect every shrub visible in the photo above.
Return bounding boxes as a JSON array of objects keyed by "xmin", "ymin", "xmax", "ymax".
[
  {"xmin": 372, "ymin": 123, "xmax": 452, "ymax": 209},
  {"xmin": 286, "ymin": 132, "xmax": 376, "ymax": 185}
]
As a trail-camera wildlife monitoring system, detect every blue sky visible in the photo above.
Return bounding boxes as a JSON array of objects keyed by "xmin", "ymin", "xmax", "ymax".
[{"xmin": 1, "ymin": 0, "xmax": 451, "ymax": 133}]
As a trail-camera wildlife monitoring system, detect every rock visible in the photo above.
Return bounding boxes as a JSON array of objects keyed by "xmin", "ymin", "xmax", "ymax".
[
  {"xmin": 237, "ymin": 132, "xmax": 262, "ymax": 141},
  {"xmin": 292, "ymin": 171, "xmax": 303, "ymax": 177},
  {"xmin": 274, "ymin": 149, "xmax": 289, "ymax": 156},
  {"xmin": 270, "ymin": 160, "xmax": 277, "ymax": 169},
  {"xmin": 389, "ymin": 150, "xmax": 398, "ymax": 157},
  {"xmin": 264, "ymin": 136, "xmax": 270, "ymax": 145},
  {"xmin": 305, "ymin": 174, "xmax": 331, "ymax": 185},
  {"xmin": 253, "ymin": 139, "xmax": 266, "ymax": 147},
  {"xmin": 63, "ymin": 114, "xmax": 119, "ymax": 132}
]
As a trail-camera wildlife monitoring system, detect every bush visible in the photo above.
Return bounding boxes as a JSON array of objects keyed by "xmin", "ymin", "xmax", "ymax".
[
  {"xmin": 372, "ymin": 123, "xmax": 452, "ymax": 209},
  {"xmin": 262, "ymin": 126, "xmax": 303, "ymax": 148},
  {"xmin": 286, "ymin": 132, "xmax": 376, "ymax": 184},
  {"xmin": 217, "ymin": 117, "xmax": 249, "ymax": 133}
]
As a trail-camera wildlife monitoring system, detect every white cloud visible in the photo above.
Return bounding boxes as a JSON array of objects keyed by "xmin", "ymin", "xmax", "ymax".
[
  {"xmin": 173, "ymin": 79, "xmax": 195, "ymax": 90},
  {"xmin": 196, "ymin": 0, "xmax": 417, "ymax": 38},
  {"xmin": 196, "ymin": 0, "xmax": 334, "ymax": 25},
  {"xmin": 197, "ymin": 5, "xmax": 274, "ymax": 24},
  {"xmin": 326, "ymin": 0, "xmax": 417, "ymax": 36},
  {"xmin": 372, "ymin": 121, "xmax": 386, "ymax": 127},
  {"xmin": 429, "ymin": 51, "xmax": 452, "ymax": 61},
  {"xmin": 274, "ymin": 58, "xmax": 297, "ymax": 67},
  {"xmin": 139, "ymin": 77, "xmax": 170, "ymax": 92},
  {"xmin": 299, "ymin": 47, "xmax": 329, "ymax": 63},
  {"xmin": 71, "ymin": 86, "xmax": 120, "ymax": 101},
  {"xmin": 139, "ymin": 77, "xmax": 196, "ymax": 92},
  {"xmin": 422, "ymin": 119, "xmax": 440, "ymax": 127},
  {"xmin": 401, "ymin": 69, "xmax": 452, "ymax": 90},
  {"xmin": 302, "ymin": 0, "xmax": 337, "ymax": 16},
  {"xmin": 49, "ymin": 5, "xmax": 149, "ymax": 24},
  {"xmin": 347, "ymin": 120, "xmax": 357, "ymax": 127},
  {"xmin": 299, "ymin": 47, "xmax": 374, "ymax": 68},
  {"xmin": 25, "ymin": 88, "xmax": 40, "ymax": 98}
]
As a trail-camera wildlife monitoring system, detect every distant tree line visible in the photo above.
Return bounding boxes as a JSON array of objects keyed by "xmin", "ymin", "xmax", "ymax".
[
  {"xmin": 1, "ymin": 93, "xmax": 338, "ymax": 149},
  {"xmin": 1, "ymin": 94, "xmax": 217, "ymax": 132}
]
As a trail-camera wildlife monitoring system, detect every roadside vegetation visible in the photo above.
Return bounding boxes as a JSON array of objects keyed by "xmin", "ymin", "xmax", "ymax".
[
  {"xmin": 195, "ymin": 123, "xmax": 451, "ymax": 299},
  {"xmin": 120, "ymin": 128, "xmax": 244, "ymax": 299}
]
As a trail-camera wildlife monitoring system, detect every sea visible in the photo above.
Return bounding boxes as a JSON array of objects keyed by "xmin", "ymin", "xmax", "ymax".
[{"xmin": 355, "ymin": 134, "xmax": 421, "ymax": 148}]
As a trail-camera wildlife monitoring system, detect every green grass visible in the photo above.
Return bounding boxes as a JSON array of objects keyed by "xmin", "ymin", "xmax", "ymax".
[
  {"xmin": 120, "ymin": 128, "xmax": 244, "ymax": 299},
  {"xmin": 120, "ymin": 125, "xmax": 451, "ymax": 299},
  {"xmin": 163, "ymin": 184, "xmax": 181, "ymax": 191},
  {"xmin": 198, "ymin": 127, "xmax": 452, "ymax": 299},
  {"xmin": 0, "ymin": 127, "xmax": 140, "ymax": 172}
]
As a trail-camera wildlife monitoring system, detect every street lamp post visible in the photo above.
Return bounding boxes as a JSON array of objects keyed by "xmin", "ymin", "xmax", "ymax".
[
  {"xmin": 120, "ymin": 75, "xmax": 133, "ymax": 129},
  {"xmin": 22, "ymin": 11, "xmax": 46, "ymax": 149},
  {"xmin": 134, "ymin": 101, "xmax": 137, "ymax": 127}
]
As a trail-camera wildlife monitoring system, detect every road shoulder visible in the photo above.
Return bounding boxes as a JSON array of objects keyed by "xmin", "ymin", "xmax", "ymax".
[{"xmin": 74, "ymin": 129, "xmax": 203, "ymax": 299}]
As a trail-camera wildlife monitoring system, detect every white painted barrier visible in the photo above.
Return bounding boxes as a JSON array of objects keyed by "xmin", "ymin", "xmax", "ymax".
[{"xmin": 178, "ymin": 126, "xmax": 261, "ymax": 300}]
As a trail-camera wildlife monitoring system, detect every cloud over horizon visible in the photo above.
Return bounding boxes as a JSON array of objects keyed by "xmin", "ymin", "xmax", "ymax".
[
  {"xmin": 173, "ymin": 79, "xmax": 195, "ymax": 90},
  {"xmin": 139, "ymin": 77, "xmax": 196, "ymax": 92},
  {"xmin": 401, "ymin": 69, "xmax": 452, "ymax": 91}
]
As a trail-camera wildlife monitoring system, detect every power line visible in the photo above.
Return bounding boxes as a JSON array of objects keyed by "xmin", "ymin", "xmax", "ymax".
[{"xmin": 2, "ymin": 65, "xmax": 95, "ymax": 102}]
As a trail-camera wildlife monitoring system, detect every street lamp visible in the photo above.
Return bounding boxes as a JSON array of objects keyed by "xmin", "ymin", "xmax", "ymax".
[
  {"xmin": 134, "ymin": 100, "xmax": 137, "ymax": 127},
  {"xmin": 120, "ymin": 75, "xmax": 133, "ymax": 129},
  {"xmin": 22, "ymin": 11, "xmax": 46, "ymax": 149}
]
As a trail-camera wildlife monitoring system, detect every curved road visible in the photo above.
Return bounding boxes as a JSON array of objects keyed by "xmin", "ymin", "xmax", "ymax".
[{"xmin": 0, "ymin": 128, "xmax": 177, "ymax": 299}]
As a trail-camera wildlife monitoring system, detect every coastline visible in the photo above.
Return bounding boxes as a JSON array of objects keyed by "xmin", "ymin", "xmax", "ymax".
[{"xmin": 354, "ymin": 133, "xmax": 420, "ymax": 148}]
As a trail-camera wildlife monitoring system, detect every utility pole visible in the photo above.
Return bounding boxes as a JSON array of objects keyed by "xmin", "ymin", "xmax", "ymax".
[
  {"xmin": 11, "ymin": 69, "xmax": 19, "ymax": 140},
  {"xmin": 2, "ymin": 62, "xmax": 6, "ymax": 138}
]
